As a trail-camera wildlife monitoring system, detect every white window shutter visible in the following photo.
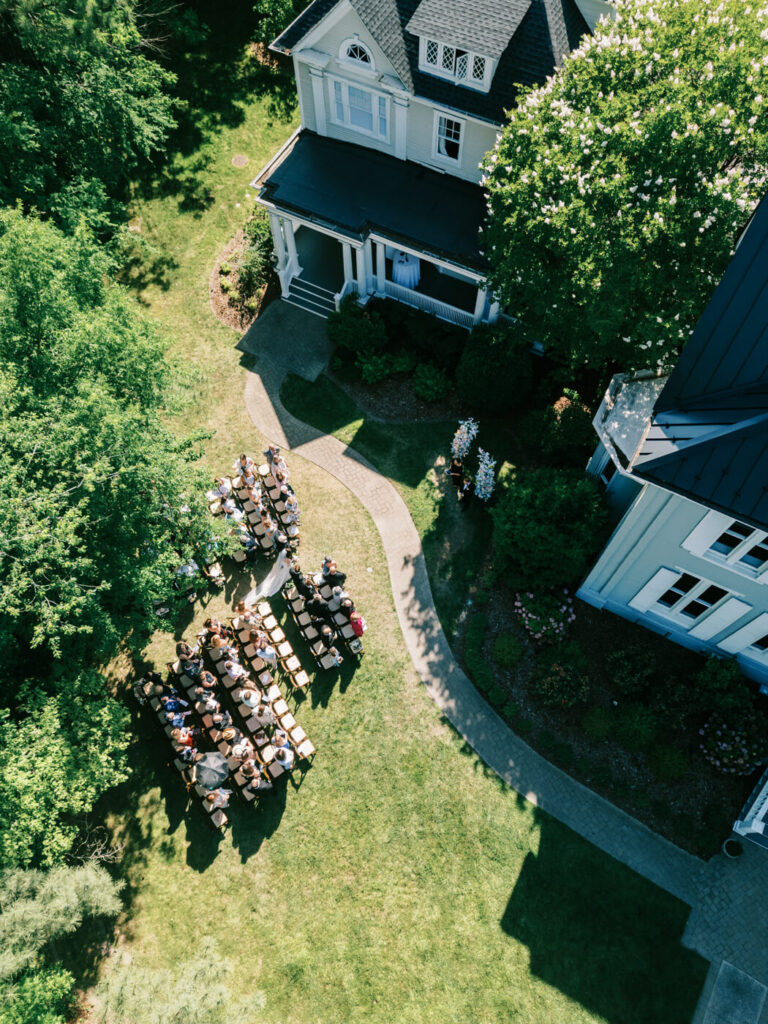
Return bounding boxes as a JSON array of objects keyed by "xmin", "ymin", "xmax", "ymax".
[
  {"xmin": 628, "ymin": 568, "xmax": 680, "ymax": 612},
  {"xmin": 681, "ymin": 509, "xmax": 732, "ymax": 556},
  {"xmin": 688, "ymin": 598, "xmax": 751, "ymax": 641},
  {"xmin": 718, "ymin": 612, "xmax": 768, "ymax": 654}
]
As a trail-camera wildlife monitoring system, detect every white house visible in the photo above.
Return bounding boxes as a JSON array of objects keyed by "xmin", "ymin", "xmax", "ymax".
[
  {"xmin": 579, "ymin": 195, "xmax": 768, "ymax": 689},
  {"xmin": 252, "ymin": 0, "xmax": 609, "ymax": 324}
]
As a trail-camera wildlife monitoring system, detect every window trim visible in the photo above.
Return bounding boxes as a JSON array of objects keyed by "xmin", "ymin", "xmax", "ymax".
[
  {"xmin": 433, "ymin": 110, "xmax": 464, "ymax": 165},
  {"xmin": 327, "ymin": 76, "xmax": 390, "ymax": 142},
  {"xmin": 648, "ymin": 571, "xmax": 731, "ymax": 628},
  {"xmin": 338, "ymin": 36, "xmax": 376, "ymax": 74},
  {"xmin": 418, "ymin": 36, "xmax": 492, "ymax": 91},
  {"xmin": 707, "ymin": 520, "xmax": 768, "ymax": 577}
]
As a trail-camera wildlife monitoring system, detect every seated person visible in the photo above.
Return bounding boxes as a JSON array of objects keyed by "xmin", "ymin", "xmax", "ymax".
[
  {"xmin": 337, "ymin": 597, "xmax": 356, "ymax": 621},
  {"xmin": 261, "ymin": 513, "xmax": 278, "ymax": 544},
  {"xmin": 252, "ymin": 696, "xmax": 276, "ymax": 727},
  {"xmin": 225, "ymin": 659, "xmax": 248, "ymax": 681},
  {"xmin": 221, "ymin": 496, "xmax": 244, "ymax": 522},
  {"xmin": 176, "ymin": 640, "xmax": 202, "ymax": 677},
  {"xmin": 274, "ymin": 745, "xmax": 295, "ymax": 770},
  {"xmin": 248, "ymin": 626, "xmax": 269, "ymax": 648},
  {"xmin": 211, "ymin": 634, "xmax": 238, "ymax": 659},
  {"xmin": 275, "ymin": 531, "xmax": 289, "ymax": 553},
  {"xmin": 326, "ymin": 646, "xmax": 344, "ymax": 668},
  {"xmin": 206, "ymin": 787, "xmax": 232, "ymax": 811},
  {"xmin": 350, "ymin": 611, "xmax": 367, "ymax": 638},
  {"xmin": 171, "ymin": 726, "xmax": 197, "ymax": 748},
  {"xmin": 231, "ymin": 735, "xmax": 254, "ymax": 760},
  {"xmin": 328, "ymin": 585, "xmax": 349, "ymax": 612},
  {"xmin": 176, "ymin": 743, "xmax": 199, "ymax": 765},
  {"xmin": 245, "ymin": 482, "xmax": 265, "ymax": 511},
  {"xmin": 255, "ymin": 641, "xmax": 277, "ymax": 663},
  {"xmin": 233, "ymin": 453, "xmax": 256, "ymax": 485},
  {"xmin": 272, "ymin": 453, "xmax": 289, "ymax": 479},
  {"xmin": 165, "ymin": 707, "xmax": 191, "ymax": 728},
  {"xmin": 211, "ymin": 709, "xmax": 234, "ymax": 732},
  {"xmin": 197, "ymin": 669, "xmax": 217, "ymax": 692},
  {"xmin": 237, "ymin": 687, "xmax": 260, "ymax": 710},
  {"xmin": 235, "ymin": 600, "xmax": 258, "ymax": 623},
  {"xmin": 306, "ymin": 593, "xmax": 333, "ymax": 623},
  {"xmin": 322, "ymin": 561, "xmax": 347, "ymax": 588},
  {"xmin": 289, "ymin": 562, "xmax": 314, "ymax": 600},
  {"xmin": 195, "ymin": 688, "xmax": 221, "ymax": 715},
  {"xmin": 244, "ymin": 766, "xmax": 273, "ymax": 795},
  {"xmin": 316, "ymin": 623, "xmax": 336, "ymax": 652},
  {"xmin": 238, "ymin": 526, "xmax": 259, "ymax": 555},
  {"xmin": 159, "ymin": 694, "xmax": 188, "ymax": 715},
  {"xmin": 216, "ymin": 477, "xmax": 232, "ymax": 498},
  {"xmin": 273, "ymin": 727, "xmax": 290, "ymax": 749},
  {"xmin": 201, "ymin": 617, "xmax": 233, "ymax": 643}
]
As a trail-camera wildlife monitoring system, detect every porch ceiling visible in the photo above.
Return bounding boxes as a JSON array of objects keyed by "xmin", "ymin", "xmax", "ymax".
[{"xmin": 257, "ymin": 130, "xmax": 487, "ymax": 272}]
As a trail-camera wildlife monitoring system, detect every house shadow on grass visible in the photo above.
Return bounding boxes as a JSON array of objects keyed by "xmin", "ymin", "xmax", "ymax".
[{"xmin": 501, "ymin": 812, "xmax": 708, "ymax": 1024}]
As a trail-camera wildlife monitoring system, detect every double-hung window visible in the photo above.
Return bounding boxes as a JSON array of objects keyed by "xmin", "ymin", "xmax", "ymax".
[
  {"xmin": 656, "ymin": 573, "xmax": 728, "ymax": 621},
  {"xmin": 709, "ymin": 520, "xmax": 768, "ymax": 571},
  {"xmin": 435, "ymin": 114, "xmax": 463, "ymax": 162},
  {"xmin": 331, "ymin": 79, "xmax": 388, "ymax": 140}
]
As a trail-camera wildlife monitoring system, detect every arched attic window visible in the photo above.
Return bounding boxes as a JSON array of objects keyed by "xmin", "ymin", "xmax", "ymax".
[{"xmin": 340, "ymin": 37, "xmax": 374, "ymax": 69}]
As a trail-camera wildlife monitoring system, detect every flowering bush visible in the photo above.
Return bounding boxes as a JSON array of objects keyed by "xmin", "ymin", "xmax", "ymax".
[
  {"xmin": 535, "ymin": 661, "xmax": 590, "ymax": 709},
  {"xmin": 482, "ymin": 0, "xmax": 768, "ymax": 371},
  {"xmin": 699, "ymin": 713, "xmax": 768, "ymax": 775},
  {"xmin": 474, "ymin": 448, "xmax": 497, "ymax": 502},
  {"xmin": 451, "ymin": 417, "xmax": 479, "ymax": 460},
  {"xmin": 513, "ymin": 590, "xmax": 576, "ymax": 644}
]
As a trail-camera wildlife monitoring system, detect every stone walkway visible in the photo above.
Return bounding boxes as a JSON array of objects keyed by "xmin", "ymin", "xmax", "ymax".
[{"xmin": 238, "ymin": 300, "xmax": 768, "ymax": 1020}]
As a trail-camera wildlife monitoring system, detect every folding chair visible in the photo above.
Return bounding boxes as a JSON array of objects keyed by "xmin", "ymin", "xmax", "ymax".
[
  {"xmin": 272, "ymin": 698, "xmax": 290, "ymax": 718},
  {"xmin": 289, "ymin": 725, "xmax": 307, "ymax": 746},
  {"xmin": 279, "ymin": 712, "xmax": 297, "ymax": 731},
  {"xmin": 290, "ymin": 670, "xmax": 311, "ymax": 692},
  {"xmin": 296, "ymin": 610, "xmax": 312, "ymax": 628},
  {"xmin": 267, "ymin": 760, "xmax": 286, "ymax": 781},
  {"xmin": 257, "ymin": 601, "xmax": 272, "ymax": 618},
  {"xmin": 319, "ymin": 585, "xmax": 333, "ymax": 600},
  {"xmin": 258, "ymin": 743, "xmax": 276, "ymax": 765},
  {"xmin": 232, "ymin": 548, "xmax": 247, "ymax": 565},
  {"xmin": 283, "ymin": 655, "xmax": 301, "ymax": 676},
  {"xmin": 277, "ymin": 641, "xmax": 293, "ymax": 660},
  {"xmin": 339, "ymin": 624, "xmax": 355, "ymax": 641},
  {"xmin": 263, "ymin": 614, "xmax": 278, "ymax": 631},
  {"xmin": 268, "ymin": 627, "xmax": 286, "ymax": 644},
  {"xmin": 297, "ymin": 739, "xmax": 317, "ymax": 763},
  {"xmin": 265, "ymin": 683, "xmax": 282, "ymax": 702}
]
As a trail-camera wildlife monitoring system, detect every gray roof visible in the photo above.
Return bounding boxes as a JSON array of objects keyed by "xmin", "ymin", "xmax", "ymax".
[
  {"xmin": 257, "ymin": 129, "xmax": 487, "ymax": 269},
  {"xmin": 632, "ymin": 196, "xmax": 768, "ymax": 531},
  {"xmin": 405, "ymin": 0, "xmax": 531, "ymax": 60},
  {"xmin": 273, "ymin": 0, "xmax": 589, "ymax": 124}
]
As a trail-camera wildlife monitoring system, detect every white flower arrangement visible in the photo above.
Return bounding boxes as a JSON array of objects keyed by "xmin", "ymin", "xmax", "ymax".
[
  {"xmin": 474, "ymin": 448, "xmax": 497, "ymax": 503},
  {"xmin": 451, "ymin": 418, "xmax": 479, "ymax": 460}
]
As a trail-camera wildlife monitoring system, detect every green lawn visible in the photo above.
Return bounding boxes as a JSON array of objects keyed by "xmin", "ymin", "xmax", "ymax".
[{"xmin": 87, "ymin": 6, "xmax": 708, "ymax": 1021}]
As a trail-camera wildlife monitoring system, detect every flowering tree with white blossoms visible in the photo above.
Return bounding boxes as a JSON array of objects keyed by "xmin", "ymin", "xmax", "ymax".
[
  {"xmin": 474, "ymin": 448, "xmax": 497, "ymax": 502},
  {"xmin": 482, "ymin": 0, "xmax": 768, "ymax": 371},
  {"xmin": 450, "ymin": 418, "xmax": 479, "ymax": 460}
]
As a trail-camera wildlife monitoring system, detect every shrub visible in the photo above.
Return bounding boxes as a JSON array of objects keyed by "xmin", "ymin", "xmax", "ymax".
[
  {"xmin": 473, "ymin": 589, "xmax": 490, "ymax": 607},
  {"xmin": 228, "ymin": 288, "xmax": 241, "ymax": 304},
  {"xmin": 492, "ymin": 467, "xmax": 608, "ymax": 588},
  {"xmin": 615, "ymin": 703, "xmax": 659, "ymax": 754},
  {"xmin": 513, "ymin": 590, "xmax": 575, "ymax": 645},
  {"xmin": 606, "ymin": 644, "xmax": 656, "ymax": 698},
  {"xmin": 245, "ymin": 296, "xmax": 260, "ymax": 313},
  {"xmin": 487, "ymin": 684, "xmax": 507, "ymax": 709},
  {"xmin": 699, "ymin": 711, "xmax": 768, "ymax": 775},
  {"xmin": 219, "ymin": 260, "xmax": 232, "ymax": 275},
  {"xmin": 493, "ymin": 633, "xmax": 523, "ymax": 670},
  {"xmin": 327, "ymin": 295, "xmax": 388, "ymax": 353},
  {"xmin": 581, "ymin": 706, "xmax": 613, "ymax": 741},
  {"xmin": 357, "ymin": 351, "xmax": 394, "ymax": 384},
  {"xmin": 390, "ymin": 349, "xmax": 418, "ymax": 374},
  {"xmin": 371, "ymin": 300, "xmax": 465, "ymax": 372},
  {"xmin": 518, "ymin": 390, "xmax": 596, "ymax": 467},
  {"xmin": 648, "ymin": 746, "xmax": 690, "ymax": 783},
  {"xmin": 220, "ymin": 277, "xmax": 232, "ymax": 293},
  {"xmin": 533, "ymin": 661, "xmax": 590, "ymax": 709},
  {"xmin": 238, "ymin": 211, "xmax": 274, "ymax": 299},
  {"xmin": 502, "ymin": 701, "xmax": 519, "ymax": 720},
  {"xmin": 464, "ymin": 613, "xmax": 494, "ymax": 694},
  {"xmin": 456, "ymin": 320, "xmax": 533, "ymax": 413},
  {"xmin": 412, "ymin": 362, "xmax": 450, "ymax": 402},
  {"xmin": 694, "ymin": 657, "xmax": 754, "ymax": 717}
]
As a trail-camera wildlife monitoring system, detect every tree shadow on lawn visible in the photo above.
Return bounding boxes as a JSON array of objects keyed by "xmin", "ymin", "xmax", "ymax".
[
  {"xmin": 131, "ymin": 0, "xmax": 296, "ymax": 210},
  {"xmin": 501, "ymin": 811, "xmax": 708, "ymax": 1024}
]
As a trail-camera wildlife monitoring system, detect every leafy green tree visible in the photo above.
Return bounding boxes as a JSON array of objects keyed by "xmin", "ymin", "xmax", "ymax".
[
  {"xmin": 255, "ymin": 0, "xmax": 309, "ymax": 46},
  {"xmin": 95, "ymin": 938, "xmax": 264, "ymax": 1024},
  {"xmin": 483, "ymin": 0, "xmax": 768, "ymax": 371},
  {"xmin": 0, "ymin": 966, "xmax": 74, "ymax": 1024},
  {"xmin": 456, "ymin": 321, "xmax": 533, "ymax": 413},
  {"xmin": 0, "ymin": 0, "xmax": 176, "ymax": 232},
  {"xmin": 491, "ymin": 467, "xmax": 607, "ymax": 587}
]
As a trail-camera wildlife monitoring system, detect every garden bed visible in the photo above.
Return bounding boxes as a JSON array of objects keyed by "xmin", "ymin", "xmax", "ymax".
[
  {"xmin": 209, "ymin": 224, "xmax": 276, "ymax": 330},
  {"xmin": 328, "ymin": 365, "xmax": 464, "ymax": 422},
  {"xmin": 458, "ymin": 590, "xmax": 756, "ymax": 857}
]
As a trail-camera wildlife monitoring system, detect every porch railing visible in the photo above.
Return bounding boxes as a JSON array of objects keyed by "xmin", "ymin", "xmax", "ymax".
[
  {"xmin": 383, "ymin": 280, "xmax": 475, "ymax": 329},
  {"xmin": 333, "ymin": 279, "xmax": 358, "ymax": 311}
]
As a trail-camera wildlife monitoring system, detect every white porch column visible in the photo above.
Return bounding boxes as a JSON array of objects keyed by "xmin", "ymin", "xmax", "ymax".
[
  {"xmin": 269, "ymin": 212, "xmax": 287, "ymax": 267},
  {"xmin": 362, "ymin": 239, "xmax": 374, "ymax": 294},
  {"xmin": 342, "ymin": 242, "xmax": 354, "ymax": 288},
  {"xmin": 375, "ymin": 242, "xmax": 386, "ymax": 292},
  {"xmin": 473, "ymin": 286, "xmax": 487, "ymax": 324},
  {"xmin": 355, "ymin": 245, "xmax": 366, "ymax": 294},
  {"xmin": 488, "ymin": 299, "xmax": 500, "ymax": 323},
  {"xmin": 308, "ymin": 68, "xmax": 327, "ymax": 136},
  {"xmin": 393, "ymin": 96, "xmax": 408, "ymax": 160},
  {"xmin": 284, "ymin": 218, "xmax": 300, "ymax": 273}
]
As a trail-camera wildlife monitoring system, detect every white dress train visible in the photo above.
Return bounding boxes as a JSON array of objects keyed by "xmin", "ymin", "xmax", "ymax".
[{"xmin": 244, "ymin": 551, "xmax": 292, "ymax": 604}]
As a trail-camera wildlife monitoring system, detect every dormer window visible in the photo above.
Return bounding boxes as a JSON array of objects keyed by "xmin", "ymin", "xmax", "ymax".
[
  {"xmin": 340, "ymin": 37, "xmax": 374, "ymax": 71},
  {"xmin": 419, "ymin": 37, "xmax": 491, "ymax": 90}
]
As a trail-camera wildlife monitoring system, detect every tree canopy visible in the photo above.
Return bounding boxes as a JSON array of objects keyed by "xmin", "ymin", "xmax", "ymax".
[
  {"xmin": 482, "ymin": 0, "xmax": 768, "ymax": 371},
  {"xmin": 0, "ymin": 0, "xmax": 176, "ymax": 232}
]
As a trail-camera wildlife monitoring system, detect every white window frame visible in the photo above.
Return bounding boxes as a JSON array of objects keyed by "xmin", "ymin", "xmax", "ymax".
[
  {"xmin": 682, "ymin": 510, "xmax": 768, "ymax": 584},
  {"xmin": 338, "ymin": 36, "xmax": 376, "ymax": 75},
  {"xmin": 418, "ymin": 36, "xmax": 493, "ymax": 91},
  {"xmin": 328, "ymin": 76, "xmax": 390, "ymax": 142},
  {"xmin": 433, "ymin": 110, "xmax": 464, "ymax": 165},
  {"xmin": 634, "ymin": 569, "xmax": 731, "ymax": 628}
]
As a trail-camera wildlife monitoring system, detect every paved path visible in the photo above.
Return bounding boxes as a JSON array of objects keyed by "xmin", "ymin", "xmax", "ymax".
[{"xmin": 238, "ymin": 301, "xmax": 768, "ymax": 1022}]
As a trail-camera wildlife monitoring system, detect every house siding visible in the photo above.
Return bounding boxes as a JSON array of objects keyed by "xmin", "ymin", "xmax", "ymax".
[
  {"xmin": 296, "ymin": 60, "xmax": 317, "ymax": 132},
  {"xmin": 316, "ymin": 9, "xmax": 400, "ymax": 83},
  {"xmin": 578, "ymin": 482, "xmax": 768, "ymax": 681},
  {"xmin": 406, "ymin": 96, "xmax": 497, "ymax": 184}
]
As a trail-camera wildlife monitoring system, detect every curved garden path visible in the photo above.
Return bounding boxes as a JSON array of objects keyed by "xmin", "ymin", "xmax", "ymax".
[
  {"xmin": 241, "ymin": 301, "xmax": 768, "ymax": 1020},
  {"xmin": 240, "ymin": 301, "xmax": 705, "ymax": 898}
]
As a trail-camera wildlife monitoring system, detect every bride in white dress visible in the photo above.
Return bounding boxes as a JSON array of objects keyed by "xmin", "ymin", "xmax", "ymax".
[{"xmin": 244, "ymin": 548, "xmax": 292, "ymax": 604}]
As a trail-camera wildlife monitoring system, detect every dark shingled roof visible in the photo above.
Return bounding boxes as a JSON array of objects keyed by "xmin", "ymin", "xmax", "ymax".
[
  {"xmin": 257, "ymin": 130, "xmax": 487, "ymax": 269},
  {"xmin": 633, "ymin": 196, "xmax": 768, "ymax": 531},
  {"xmin": 273, "ymin": 0, "xmax": 589, "ymax": 123},
  {"xmin": 405, "ymin": 0, "xmax": 531, "ymax": 61}
]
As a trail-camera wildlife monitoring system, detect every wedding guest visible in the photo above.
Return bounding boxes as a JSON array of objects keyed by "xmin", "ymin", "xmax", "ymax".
[
  {"xmin": 206, "ymin": 787, "xmax": 232, "ymax": 810},
  {"xmin": 350, "ymin": 611, "xmax": 367, "ymax": 638},
  {"xmin": 326, "ymin": 647, "xmax": 344, "ymax": 668}
]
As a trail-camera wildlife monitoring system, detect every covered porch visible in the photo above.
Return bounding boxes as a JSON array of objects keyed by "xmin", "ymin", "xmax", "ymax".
[{"xmin": 255, "ymin": 130, "xmax": 496, "ymax": 327}]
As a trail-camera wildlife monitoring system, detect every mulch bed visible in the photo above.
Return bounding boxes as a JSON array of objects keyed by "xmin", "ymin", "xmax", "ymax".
[
  {"xmin": 455, "ymin": 588, "xmax": 754, "ymax": 858},
  {"xmin": 327, "ymin": 368, "xmax": 466, "ymax": 423},
  {"xmin": 209, "ymin": 229, "xmax": 272, "ymax": 331}
]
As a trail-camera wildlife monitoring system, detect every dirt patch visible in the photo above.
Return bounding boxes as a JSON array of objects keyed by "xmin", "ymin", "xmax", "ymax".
[
  {"xmin": 455, "ymin": 590, "xmax": 752, "ymax": 857},
  {"xmin": 231, "ymin": 154, "xmax": 249, "ymax": 168},
  {"xmin": 209, "ymin": 229, "xmax": 274, "ymax": 331},
  {"xmin": 327, "ymin": 369, "xmax": 466, "ymax": 423}
]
